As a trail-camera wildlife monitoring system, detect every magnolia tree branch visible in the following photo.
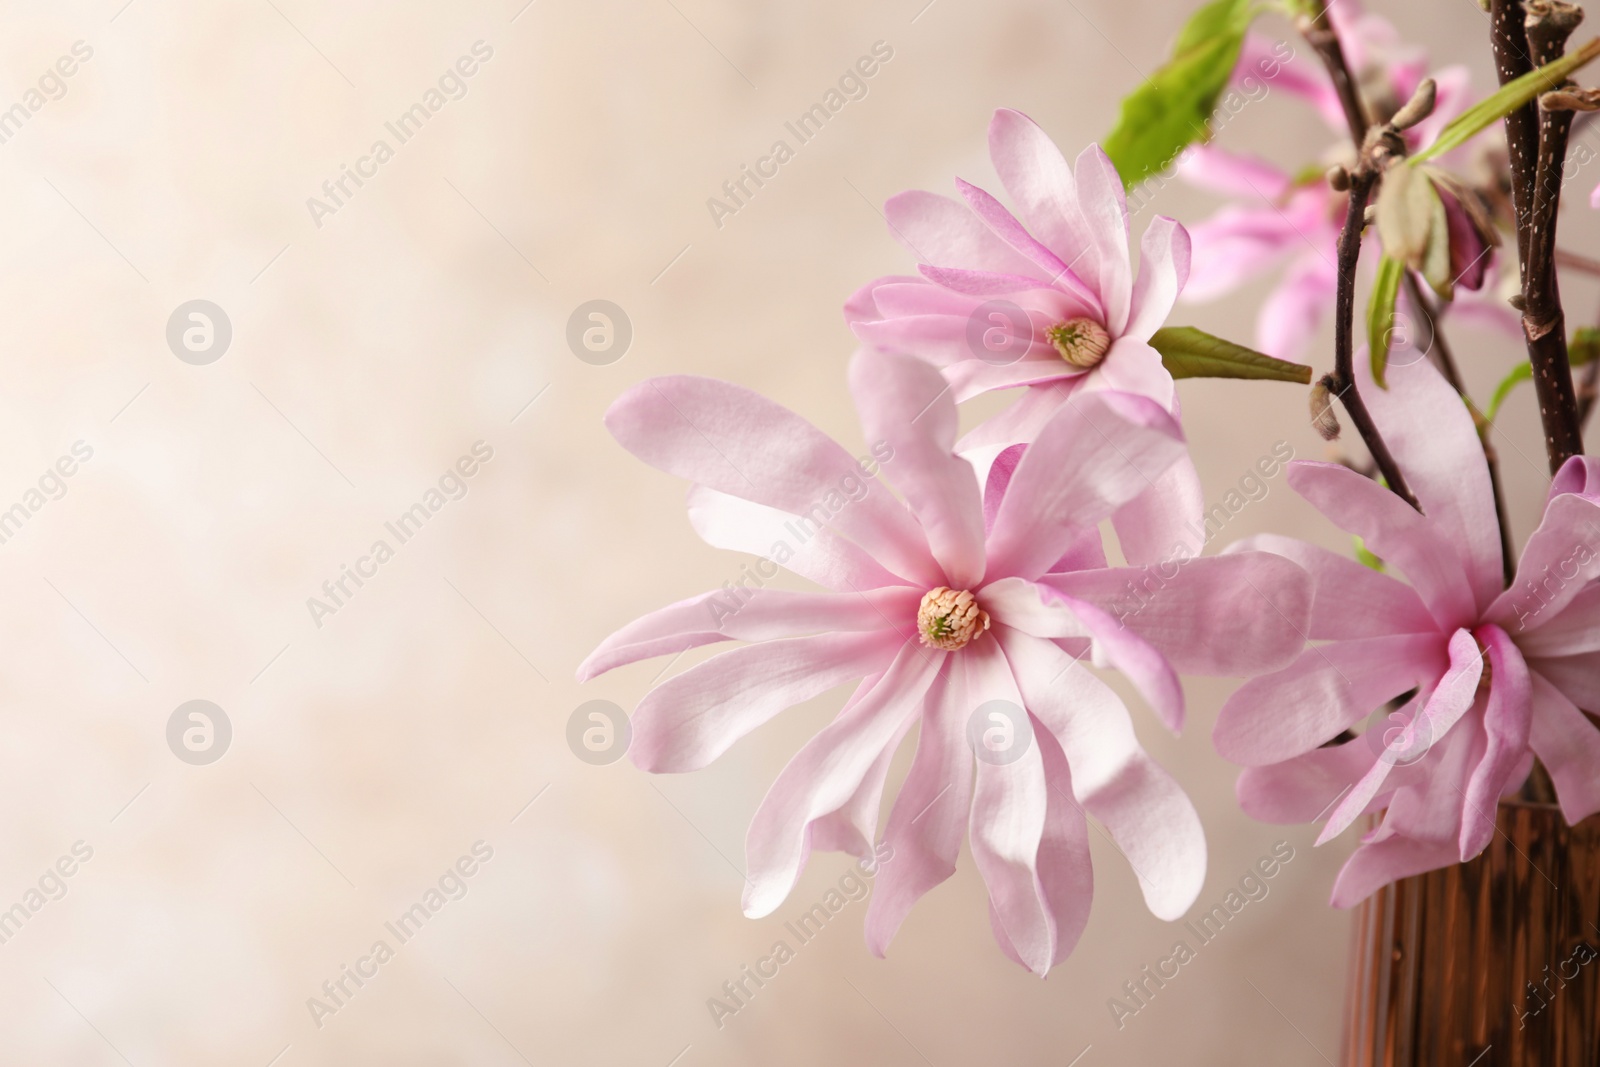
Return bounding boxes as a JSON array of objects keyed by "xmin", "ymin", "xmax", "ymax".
[
  {"xmin": 1521, "ymin": 0, "xmax": 1587, "ymax": 470},
  {"xmin": 1331, "ymin": 167, "xmax": 1419, "ymax": 508},
  {"xmin": 1492, "ymin": 0, "xmax": 1541, "ymax": 278},
  {"xmin": 1301, "ymin": 2, "xmax": 1420, "ymax": 508},
  {"xmin": 1303, "ymin": 0, "xmax": 1369, "ymax": 142}
]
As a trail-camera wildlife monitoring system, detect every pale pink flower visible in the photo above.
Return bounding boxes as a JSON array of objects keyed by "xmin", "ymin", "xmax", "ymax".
[
  {"xmin": 581, "ymin": 352, "xmax": 1311, "ymax": 973},
  {"xmin": 1214, "ymin": 354, "xmax": 1600, "ymax": 907},
  {"xmin": 1181, "ymin": 13, "xmax": 1514, "ymax": 361},
  {"xmin": 846, "ymin": 107, "xmax": 1202, "ymax": 566}
]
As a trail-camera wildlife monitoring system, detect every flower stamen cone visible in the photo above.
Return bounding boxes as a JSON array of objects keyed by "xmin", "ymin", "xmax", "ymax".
[
  {"xmin": 917, "ymin": 587, "xmax": 990, "ymax": 651},
  {"xmin": 1046, "ymin": 317, "xmax": 1112, "ymax": 369}
]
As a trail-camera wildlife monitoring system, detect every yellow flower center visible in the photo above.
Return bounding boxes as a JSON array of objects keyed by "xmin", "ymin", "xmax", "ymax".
[
  {"xmin": 917, "ymin": 587, "xmax": 990, "ymax": 651},
  {"xmin": 1046, "ymin": 317, "xmax": 1111, "ymax": 369}
]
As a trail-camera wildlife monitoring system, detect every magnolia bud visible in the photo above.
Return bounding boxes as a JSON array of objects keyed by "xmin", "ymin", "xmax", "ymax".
[
  {"xmin": 1311, "ymin": 378, "xmax": 1342, "ymax": 441},
  {"xmin": 1540, "ymin": 87, "xmax": 1600, "ymax": 111},
  {"xmin": 1390, "ymin": 78, "xmax": 1437, "ymax": 132},
  {"xmin": 1327, "ymin": 165, "xmax": 1351, "ymax": 191}
]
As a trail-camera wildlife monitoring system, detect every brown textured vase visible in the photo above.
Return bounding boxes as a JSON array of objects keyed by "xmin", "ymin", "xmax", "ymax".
[{"xmin": 1341, "ymin": 800, "xmax": 1600, "ymax": 1066}]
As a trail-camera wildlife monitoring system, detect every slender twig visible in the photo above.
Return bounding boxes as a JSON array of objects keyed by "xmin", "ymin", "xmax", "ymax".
[
  {"xmin": 1300, "ymin": 6, "xmax": 1421, "ymax": 508},
  {"xmin": 1521, "ymin": 2, "xmax": 1586, "ymax": 470},
  {"xmin": 1555, "ymin": 248, "xmax": 1600, "ymax": 275},
  {"xmin": 1578, "ymin": 352, "xmax": 1599, "ymax": 427},
  {"xmin": 1303, "ymin": 0, "xmax": 1369, "ymax": 143},
  {"xmin": 1331, "ymin": 170, "xmax": 1419, "ymax": 508},
  {"xmin": 1404, "ymin": 273, "xmax": 1516, "ymax": 581}
]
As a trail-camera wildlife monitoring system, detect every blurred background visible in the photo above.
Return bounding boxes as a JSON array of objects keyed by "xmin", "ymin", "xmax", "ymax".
[{"xmin": 0, "ymin": 0, "xmax": 1593, "ymax": 1063}]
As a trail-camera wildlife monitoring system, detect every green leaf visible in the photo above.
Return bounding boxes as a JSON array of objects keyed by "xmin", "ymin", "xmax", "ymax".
[
  {"xmin": 1411, "ymin": 37, "xmax": 1600, "ymax": 165},
  {"xmin": 1484, "ymin": 327, "xmax": 1600, "ymax": 423},
  {"xmin": 1102, "ymin": 0, "xmax": 1256, "ymax": 189},
  {"xmin": 1485, "ymin": 363, "xmax": 1532, "ymax": 424},
  {"xmin": 1367, "ymin": 255, "xmax": 1404, "ymax": 389},
  {"xmin": 1353, "ymin": 536, "xmax": 1385, "ymax": 572},
  {"xmin": 1149, "ymin": 326, "xmax": 1313, "ymax": 382}
]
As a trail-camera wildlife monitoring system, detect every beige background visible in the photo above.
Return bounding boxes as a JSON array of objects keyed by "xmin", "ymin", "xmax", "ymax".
[{"xmin": 0, "ymin": 0, "xmax": 1590, "ymax": 1064}]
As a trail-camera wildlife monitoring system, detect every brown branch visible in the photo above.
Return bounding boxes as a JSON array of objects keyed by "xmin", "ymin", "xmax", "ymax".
[
  {"xmin": 1579, "ymin": 351, "xmax": 1600, "ymax": 427},
  {"xmin": 1522, "ymin": 1, "xmax": 1586, "ymax": 471},
  {"xmin": 1491, "ymin": 0, "xmax": 1539, "ymax": 281},
  {"xmin": 1403, "ymin": 273, "xmax": 1516, "ymax": 581},
  {"xmin": 1303, "ymin": 0, "xmax": 1369, "ymax": 143},
  {"xmin": 1556, "ymin": 247, "xmax": 1600, "ymax": 275},
  {"xmin": 1331, "ymin": 170, "xmax": 1420, "ymax": 508},
  {"xmin": 1298, "ymin": 4, "xmax": 1419, "ymax": 509}
]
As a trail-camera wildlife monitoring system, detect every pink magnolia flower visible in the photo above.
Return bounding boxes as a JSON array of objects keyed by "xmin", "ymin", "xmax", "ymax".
[
  {"xmin": 845, "ymin": 108, "xmax": 1202, "ymax": 566},
  {"xmin": 581, "ymin": 352, "xmax": 1312, "ymax": 973},
  {"xmin": 1214, "ymin": 353, "xmax": 1600, "ymax": 907},
  {"xmin": 1180, "ymin": 13, "xmax": 1514, "ymax": 361}
]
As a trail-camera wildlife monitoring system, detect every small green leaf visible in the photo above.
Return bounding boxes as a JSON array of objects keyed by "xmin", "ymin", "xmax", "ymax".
[
  {"xmin": 1484, "ymin": 328, "xmax": 1599, "ymax": 423},
  {"xmin": 1367, "ymin": 255, "xmax": 1404, "ymax": 389},
  {"xmin": 1411, "ymin": 37, "xmax": 1600, "ymax": 165},
  {"xmin": 1354, "ymin": 536, "xmax": 1385, "ymax": 572},
  {"xmin": 1485, "ymin": 363, "xmax": 1532, "ymax": 424},
  {"xmin": 1102, "ymin": 0, "xmax": 1257, "ymax": 189},
  {"xmin": 1149, "ymin": 326, "xmax": 1313, "ymax": 382}
]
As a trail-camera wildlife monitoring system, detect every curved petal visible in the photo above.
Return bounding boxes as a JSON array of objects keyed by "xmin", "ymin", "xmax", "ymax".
[
  {"xmin": 987, "ymin": 108, "xmax": 1096, "ymax": 271},
  {"xmin": 955, "ymin": 178, "xmax": 1102, "ymax": 314},
  {"xmin": 998, "ymin": 626, "xmax": 1205, "ymax": 920},
  {"xmin": 607, "ymin": 376, "xmax": 941, "ymax": 586},
  {"xmin": 1529, "ymin": 653, "xmax": 1600, "ymax": 712},
  {"xmin": 964, "ymin": 639, "xmax": 1053, "ymax": 974},
  {"xmin": 580, "ymin": 586, "xmax": 918, "ymax": 680},
  {"xmin": 742, "ymin": 643, "xmax": 943, "ymax": 918},
  {"xmin": 883, "ymin": 190, "xmax": 1046, "ymax": 278},
  {"xmin": 631, "ymin": 630, "xmax": 906, "ymax": 773},
  {"xmin": 685, "ymin": 486, "xmax": 908, "ymax": 592},
  {"xmin": 1226, "ymin": 533, "xmax": 1436, "ymax": 640},
  {"xmin": 1176, "ymin": 142, "xmax": 1291, "ymax": 201},
  {"xmin": 954, "ymin": 379, "xmax": 1077, "ymax": 452},
  {"xmin": 808, "ymin": 691, "xmax": 913, "ymax": 859},
  {"xmin": 1489, "ymin": 492, "xmax": 1600, "ymax": 633},
  {"xmin": 1460, "ymin": 625, "xmax": 1531, "ymax": 858},
  {"xmin": 1330, "ymin": 835, "xmax": 1461, "ymax": 909},
  {"xmin": 864, "ymin": 659, "xmax": 973, "ymax": 956},
  {"xmin": 1529, "ymin": 669, "xmax": 1600, "ymax": 824},
  {"xmin": 1237, "ymin": 742, "xmax": 1380, "ymax": 824},
  {"xmin": 1182, "ymin": 204, "xmax": 1304, "ymax": 304},
  {"xmin": 1124, "ymin": 216, "xmax": 1191, "ymax": 341},
  {"xmin": 1356, "ymin": 349, "xmax": 1502, "ymax": 612},
  {"xmin": 1517, "ymin": 583, "xmax": 1600, "ymax": 659},
  {"xmin": 1084, "ymin": 337, "xmax": 1176, "ymax": 409},
  {"xmin": 1215, "ymin": 634, "xmax": 1449, "ymax": 765},
  {"xmin": 1108, "ymin": 448, "xmax": 1200, "ymax": 567},
  {"xmin": 1236, "ymin": 31, "xmax": 1341, "ymax": 123},
  {"xmin": 1039, "ymin": 551, "xmax": 1312, "ymax": 677},
  {"xmin": 984, "ymin": 577, "xmax": 1183, "ymax": 731},
  {"xmin": 1074, "ymin": 144, "xmax": 1133, "ymax": 334},
  {"xmin": 849, "ymin": 351, "xmax": 987, "ymax": 587},
  {"xmin": 986, "ymin": 391, "xmax": 1187, "ymax": 580},
  {"xmin": 1319, "ymin": 631, "xmax": 1482, "ymax": 844},
  {"xmin": 1287, "ymin": 461, "xmax": 1477, "ymax": 629},
  {"xmin": 1028, "ymin": 723, "xmax": 1095, "ymax": 970},
  {"xmin": 844, "ymin": 273, "xmax": 922, "ymax": 326}
]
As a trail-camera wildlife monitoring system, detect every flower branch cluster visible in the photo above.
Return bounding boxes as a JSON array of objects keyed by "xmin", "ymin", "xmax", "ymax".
[{"xmin": 580, "ymin": 0, "xmax": 1600, "ymax": 974}]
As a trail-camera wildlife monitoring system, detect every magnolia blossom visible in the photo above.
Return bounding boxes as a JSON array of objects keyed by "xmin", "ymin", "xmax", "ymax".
[
  {"xmin": 845, "ymin": 108, "xmax": 1201, "ymax": 566},
  {"xmin": 581, "ymin": 352, "xmax": 1311, "ymax": 973},
  {"xmin": 1180, "ymin": 12, "xmax": 1514, "ymax": 361},
  {"xmin": 1214, "ymin": 354, "xmax": 1600, "ymax": 906}
]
